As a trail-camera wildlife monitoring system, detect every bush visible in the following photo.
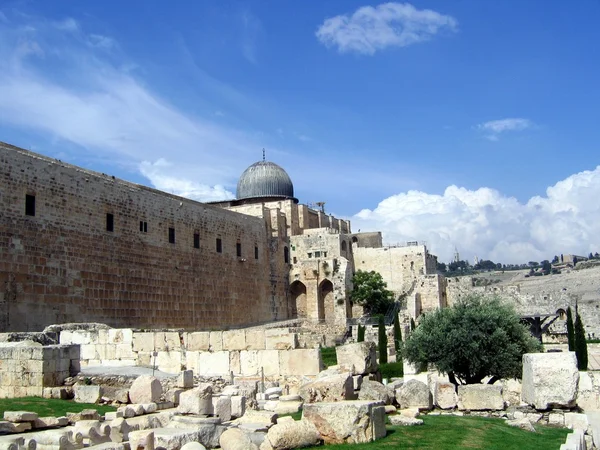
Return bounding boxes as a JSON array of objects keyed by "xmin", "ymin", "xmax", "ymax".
[{"xmin": 403, "ymin": 294, "xmax": 542, "ymax": 385}]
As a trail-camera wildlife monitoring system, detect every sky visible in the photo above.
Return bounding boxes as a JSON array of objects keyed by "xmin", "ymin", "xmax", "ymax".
[{"xmin": 1, "ymin": 0, "xmax": 599, "ymax": 264}]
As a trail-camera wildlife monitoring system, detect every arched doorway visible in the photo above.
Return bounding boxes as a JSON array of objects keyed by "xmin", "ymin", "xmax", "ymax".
[
  {"xmin": 290, "ymin": 281, "xmax": 307, "ymax": 318},
  {"xmin": 318, "ymin": 279, "xmax": 334, "ymax": 322}
]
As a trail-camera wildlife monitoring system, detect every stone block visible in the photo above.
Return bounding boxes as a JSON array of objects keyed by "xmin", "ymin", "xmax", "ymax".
[
  {"xmin": 220, "ymin": 427, "xmax": 258, "ymax": 450},
  {"xmin": 0, "ymin": 421, "xmax": 32, "ymax": 433},
  {"xmin": 156, "ymin": 351, "xmax": 182, "ymax": 374},
  {"xmin": 184, "ymin": 332, "xmax": 210, "ymax": 351},
  {"xmin": 336, "ymin": 342, "xmax": 378, "ymax": 375},
  {"xmin": 209, "ymin": 332, "xmax": 223, "ymax": 352},
  {"xmin": 576, "ymin": 371, "xmax": 598, "ymax": 411},
  {"xmin": 4, "ymin": 411, "xmax": 38, "ymax": 422},
  {"xmin": 80, "ymin": 344, "xmax": 98, "ymax": 361},
  {"xmin": 212, "ymin": 396, "xmax": 232, "ymax": 421},
  {"xmin": 358, "ymin": 380, "xmax": 392, "ymax": 404},
  {"xmin": 303, "ymin": 400, "xmax": 386, "ymax": 444},
  {"xmin": 133, "ymin": 333, "xmax": 155, "ymax": 353},
  {"xmin": 265, "ymin": 419, "xmax": 320, "ymax": 450},
  {"xmin": 299, "ymin": 372, "xmax": 354, "ymax": 403},
  {"xmin": 230, "ymin": 351, "xmax": 241, "ymax": 375},
  {"xmin": 522, "ymin": 352, "xmax": 579, "ymax": 410},
  {"xmin": 178, "ymin": 383, "xmax": 213, "ymax": 415},
  {"xmin": 245, "ymin": 330, "xmax": 266, "ymax": 350},
  {"xmin": 274, "ymin": 401, "xmax": 302, "ymax": 416},
  {"xmin": 458, "ymin": 384, "xmax": 504, "ymax": 411},
  {"xmin": 108, "ymin": 329, "xmax": 133, "ymax": 345},
  {"xmin": 231, "ymin": 395, "xmax": 246, "ymax": 419},
  {"xmin": 396, "ymin": 379, "xmax": 432, "ymax": 410},
  {"xmin": 240, "ymin": 350, "xmax": 280, "ymax": 377},
  {"xmin": 115, "ymin": 344, "xmax": 134, "ymax": 359},
  {"xmin": 279, "ymin": 349, "xmax": 321, "ymax": 376},
  {"xmin": 501, "ymin": 379, "xmax": 522, "ymax": 407},
  {"xmin": 198, "ymin": 351, "xmax": 230, "ymax": 376},
  {"xmin": 185, "ymin": 351, "xmax": 200, "ymax": 374},
  {"xmin": 265, "ymin": 329, "xmax": 297, "ymax": 350},
  {"xmin": 74, "ymin": 385, "xmax": 102, "ymax": 404},
  {"xmin": 129, "ymin": 375, "xmax": 162, "ymax": 404},
  {"xmin": 434, "ymin": 382, "xmax": 458, "ymax": 409},
  {"xmin": 564, "ymin": 412, "xmax": 589, "ymax": 431},
  {"xmin": 178, "ymin": 370, "xmax": 194, "ymax": 389},
  {"xmin": 223, "ymin": 330, "xmax": 246, "ymax": 351},
  {"xmin": 128, "ymin": 430, "xmax": 154, "ymax": 450}
]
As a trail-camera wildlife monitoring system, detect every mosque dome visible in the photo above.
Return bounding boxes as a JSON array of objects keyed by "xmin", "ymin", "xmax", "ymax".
[{"xmin": 236, "ymin": 160, "xmax": 295, "ymax": 201}]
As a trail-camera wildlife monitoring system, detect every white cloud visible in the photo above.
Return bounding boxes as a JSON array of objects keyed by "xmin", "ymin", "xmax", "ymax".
[
  {"xmin": 352, "ymin": 167, "xmax": 600, "ymax": 263},
  {"xmin": 316, "ymin": 2, "xmax": 457, "ymax": 55},
  {"xmin": 88, "ymin": 34, "xmax": 117, "ymax": 50},
  {"xmin": 477, "ymin": 118, "xmax": 532, "ymax": 141},
  {"xmin": 240, "ymin": 11, "xmax": 262, "ymax": 64},
  {"xmin": 0, "ymin": 13, "xmax": 266, "ymax": 201}
]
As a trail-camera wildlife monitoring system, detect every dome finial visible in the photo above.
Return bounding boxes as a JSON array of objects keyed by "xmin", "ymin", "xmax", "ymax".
[{"xmin": 262, "ymin": 148, "xmax": 266, "ymax": 161}]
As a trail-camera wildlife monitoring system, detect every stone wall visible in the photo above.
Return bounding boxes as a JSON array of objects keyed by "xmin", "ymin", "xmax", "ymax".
[
  {"xmin": 0, "ymin": 342, "xmax": 79, "ymax": 398},
  {"xmin": 0, "ymin": 142, "xmax": 291, "ymax": 332},
  {"xmin": 58, "ymin": 327, "xmax": 322, "ymax": 377},
  {"xmin": 354, "ymin": 244, "xmax": 438, "ymax": 300}
]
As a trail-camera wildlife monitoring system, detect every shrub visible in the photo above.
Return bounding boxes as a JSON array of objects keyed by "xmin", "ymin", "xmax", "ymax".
[
  {"xmin": 378, "ymin": 315, "xmax": 388, "ymax": 364},
  {"xmin": 357, "ymin": 324, "xmax": 365, "ymax": 342}
]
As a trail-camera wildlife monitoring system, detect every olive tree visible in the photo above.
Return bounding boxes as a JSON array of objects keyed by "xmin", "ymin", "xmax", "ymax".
[{"xmin": 403, "ymin": 294, "xmax": 542, "ymax": 385}]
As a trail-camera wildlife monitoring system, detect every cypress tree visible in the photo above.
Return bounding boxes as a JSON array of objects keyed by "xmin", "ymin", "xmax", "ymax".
[
  {"xmin": 357, "ymin": 324, "xmax": 365, "ymax": 342},
  {"xmin": 566, "ymin": 307, "xmax": 575, "ymax": 351},
  {"xmin": 378, "ymin": 315, "xmax": 388, "ymax": 364},
  {"xmin": 410, "ymin": 317, "xmax": 416, "ymax": 331},
  {"xmin": 574, "ymin": 312, "xmax": 588, "ymax": 370},
  {"xmin": 393, "ymin": 314, "xmax": 402, "ymax": 352}
]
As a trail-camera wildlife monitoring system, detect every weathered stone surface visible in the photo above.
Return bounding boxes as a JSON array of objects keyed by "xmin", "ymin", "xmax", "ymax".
[
  {"xmin": 336, "ymin": 342, "xmax": 378, "ymax": 375},
  {"xmin": 299, "ymin": 372, "xmax": 354, "ymax": 403},
  {"xmin": 564, "ymin": 412, "xmax": 589, "ymax": 431},
  {"xmin": 128, "ymin": 430, "xmax": 155, "ymax": 450},
  {"xmin": 358, "ymin": 380, "xmax": 392, "ymax": 405},
  {"xmin": 458, "ymin": 384, "xmax": 504, "ymax": 411},
  {"xmin": 398, "ymin": 408, "xmax": 419, "ymax": 418},
  {"xmin": 302, "ymin": 401, "xmax": 386, "ymax": 444},
  {"xmin": 505, "ymin": 418, "xmax": 535, "ymax": 432},
  {"xmin": 178, "ymin": 384, "xmax": 213, "ymax": 416},
  {"xmin": 0, "ymin": 421, "xmax": 32, "ymax": 433},
  {"xmin": 153, "ymin": 428, "xmax": 214, "ymax": 450},
  {"xmin": 521, "ymin": 352, "xmax": 579, "ymax": 410},
  {"xmin": 265, "ymin": 387, "xmax": 283, "ymax": 397},
  {"xmin": 74, "ymin": 385, "xmax": 102, "ymax": 404},
  {"xmin": 384, "ymin": 405, "xmax": 396, "ymax": 414},
  {"xmin": 231, "ymin": 395, "xmax": 246, "ymax": 419},
  {"xmin": 231, "ymin": 410, "xmax": 277, "ymax": 429},
  {"xmin": 501, "ymin": 379, "xmax": 522, "ymax": 407},
  {"xmin": 181, "ymin": 442, "xmax": 207, "ymax": 450},
  {"xmin": 575, "ymin": 371, "xmax": 598, "ymax": 411},
  {"xmin": 219, "ymin": 427, "xmax": 259, "ymax": 450},
  {"xmin": 178, "ymin": 370, "xmax": 194, "ymax": 389},
  {"xmin": 67, "ymin": 409, "xmax": 100, "ymax": 423},
  {"xmin": 395, "ymin": 379, "xmax": 432, "ymax": 411},
  {"xmin": 265, "ymin": 419, "xmax": 321, "ymax": 450},
  {"xmin": 33, "ymin": 416, "xmax": 68, "ymax": 429},
  {"xmin": 274, "ymin": 401, "xmax": 302, "ymax": 416},
  {"xmin": 279, "ymin": 349, "xmax": 321, "ymax": 376},
  {"xmin": 212, "ymin": 396, "xmax": 232, "ymax": 422},
  {"xmin": 434, "ymin": 382, "xmax": 457, "ymax": 410},
  {"xmin": 3, "ymin": 411, "xmax": 38, "ymax": 422},
  {"xmin": 129, "ymin": 375, "xmax": 162, "ymax": 405},
  {"xmin": 388, "ymin": 416, "xmax": 423, "ymax": 426}
]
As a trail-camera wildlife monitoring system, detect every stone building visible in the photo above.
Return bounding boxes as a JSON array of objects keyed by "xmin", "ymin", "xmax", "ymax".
[{"xmin": 0, "ymin": 142, "xmax": 445, "ymax": 332}]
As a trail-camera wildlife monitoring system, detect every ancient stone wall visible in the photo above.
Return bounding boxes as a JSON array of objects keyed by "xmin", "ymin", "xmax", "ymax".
[
  {"xmin": 0, "ymin": 143, "xmax": 289, "ymax": 331},
  {"xmin": 0, "ymin": 342, "xmax": 79, "ymax": 398},
  {"xmin": 58, "ymin": 328, "xmax": 322, "ymax": 377},
  {"xmin": 353, "ymin": 244, "xmax": 436, "ymax": 299}
]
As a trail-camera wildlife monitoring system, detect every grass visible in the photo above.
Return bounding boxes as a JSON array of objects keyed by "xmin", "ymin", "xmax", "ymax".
[
  {"xmin": 0, "ymin": 397, "xmax": 116, "ymax": 417},
  {"xmin": 321, "ymin": 346, "xmax": 338, "ymax": 368},
  {"xmin": 305, "ymin": 415, "xmax": 570, "ymax": 450}
]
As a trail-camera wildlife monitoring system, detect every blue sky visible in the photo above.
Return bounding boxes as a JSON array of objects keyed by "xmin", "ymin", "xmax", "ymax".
[{"xmin": 1, "ymin": 1, "xmax": 599, "ymax": 263}]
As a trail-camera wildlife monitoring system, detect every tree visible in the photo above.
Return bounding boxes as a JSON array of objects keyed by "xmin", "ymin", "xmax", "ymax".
[
  {"xmin": 410, "ymin": 318, "xmax": 416, "ymax": 331},
  {"xmin": 574, "ymin": 309, "xmax": 588, "ymax": 370},
  {"xmin": 566, "ymin": 307, "xmax": 575, "ymax": 351},
  {"xmin": 393, "ymin": 314, "xmax": 402, "ymax": 352},
  {"xmin": 403, "ymin": 294, "xmax": 541, "ymax": 385},
  {"xmin": 552, "ymin": 255, "xmax": 559, "ymax": 264},
  {"xmin": 350, "ymin": 270, "xmax": 394, "ymax": 316},
  {"xmin": 437, "ymin": 262, "xmax": 447, "ymax": 273},
  {"xmin": 357, "ymin": 324, "xmax": 365, "ymax": 342},
  {"xmin": 378, "ymin": 315, "xmax": 388, "ymax": 364},
  {"xmin": 541, "ymin": 260, "xmax": 552, "ymax": 274}
]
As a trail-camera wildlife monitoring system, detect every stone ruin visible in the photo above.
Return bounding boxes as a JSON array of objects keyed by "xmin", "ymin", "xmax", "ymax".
[{"xmin": 0, "ymin": 324, "xmax": 597, "ymax": 450}]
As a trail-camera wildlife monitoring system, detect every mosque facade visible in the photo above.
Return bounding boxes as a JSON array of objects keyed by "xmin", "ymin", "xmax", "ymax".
[{"xmin": 0, "ymin": 141, "xmax": 444, "ymax": 332}]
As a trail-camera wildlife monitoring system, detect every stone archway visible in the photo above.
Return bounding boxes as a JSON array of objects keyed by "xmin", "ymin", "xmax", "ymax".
[
  {"xmin": 290, "ymin": 280, "xmax": 307, "ymax": 318},
  {"xmin": 318, "ymin": 279, "xmax": 334, "ymax": 322}
]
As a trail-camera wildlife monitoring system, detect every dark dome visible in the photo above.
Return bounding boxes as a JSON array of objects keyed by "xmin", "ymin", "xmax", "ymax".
[{"xmin": 236, "ymin": 160, "xmax": 295, "ymax": 200}]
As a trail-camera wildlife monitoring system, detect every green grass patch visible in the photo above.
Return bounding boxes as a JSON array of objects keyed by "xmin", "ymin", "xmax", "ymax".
[
  {"xmin": 279, "ymin": 410, "xmax": 303, "ymax": 421},
  {"xmin": 321, "ymin": 346, "xmax": 338, "ymax": 368},
  {"xmin": 379, "ymin": 361, "xmax": 403, "ymax": 379},
  {"xmin": 306, "ymin": 415, "xmax": 569, "ymax": 449},
  {"xmin": 0, "ymin": 397, "xmax": 116, "ymax": 418}
]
